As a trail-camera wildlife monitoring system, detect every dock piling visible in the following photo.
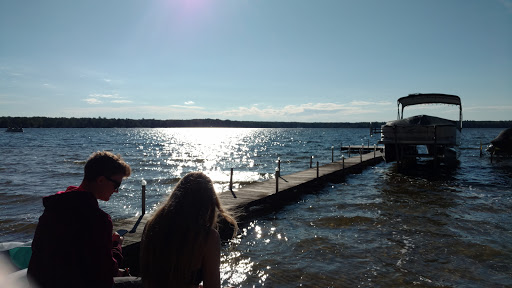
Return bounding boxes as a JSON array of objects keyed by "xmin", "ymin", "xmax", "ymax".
[
  {"xmin": 229, "ymin": 168, "xmax": 233, "ymax": 191},
  {"xmin": 331, "ymin": 146, "xmax": 334, "ymax": 162},
  {"xmin": 229, "ymin": 168, "xmax": 237, "ymax": 198},
  {"xmin": 275, "ymin": 168, "xmax": 280, "ymax": 193},
  {"xmin": 316, "ymin": 161, "xmax": 319, "ymax": 178},
  {"xmin": 141, "ymin": 180, "xmax": 146, "ymax": 216}
]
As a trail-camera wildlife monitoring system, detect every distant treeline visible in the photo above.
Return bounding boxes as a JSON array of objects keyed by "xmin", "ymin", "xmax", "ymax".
[{"xmin": 1, "ymin": 116, "xmax": 511, "ymax": 129}]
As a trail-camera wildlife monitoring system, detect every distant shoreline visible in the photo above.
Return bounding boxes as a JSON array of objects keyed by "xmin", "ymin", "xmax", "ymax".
[{"xmin": 1, "ymin": 116, "xmax": 511, "ymax": 129}]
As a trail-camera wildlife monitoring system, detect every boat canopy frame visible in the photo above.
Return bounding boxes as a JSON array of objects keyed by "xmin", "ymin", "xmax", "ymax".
[{"xmin": 397, "ymin": 93, "xmax": 462, "ymax": 130}]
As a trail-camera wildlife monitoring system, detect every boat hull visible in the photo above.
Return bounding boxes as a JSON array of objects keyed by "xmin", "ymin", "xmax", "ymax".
[{"xmin": 5, "ymin": 127, "xmax": 24, "ymax": 132}]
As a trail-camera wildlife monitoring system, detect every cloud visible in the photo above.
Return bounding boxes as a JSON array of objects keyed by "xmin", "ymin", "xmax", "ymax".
[
  {"xmin": 83, "ymin": 93, "xmax": 131, "ymax": 105},
  {"xmin": 464, "ymin": 105, "xmax": 512, "ymax": 112},
  {"xmin": 89, "ymin": 93, "xmax": 121, "ymax": 99},
  {"xmin": 170, "ymin": 104, "xmax": 204, "ymax": 110},
  {"xmin": 184, "ymin": 101, "xmax": 195, "ymax": 105},
  {"xmin": 83, "ymin": 98, "xmax": 102, "ymax": 105},
  {"xmin": 350, "ymin": 101, "xmax": 392, "ymax": 106},
  {"xmin": 219, "ymin": 102, "xmax": 386, "ymax": 121}
]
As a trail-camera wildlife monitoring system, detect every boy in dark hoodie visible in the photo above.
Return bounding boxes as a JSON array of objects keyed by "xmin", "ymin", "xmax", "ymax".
[{"xmin": 27, "ymin": 151, "xmax": 132, "ymax": 288}]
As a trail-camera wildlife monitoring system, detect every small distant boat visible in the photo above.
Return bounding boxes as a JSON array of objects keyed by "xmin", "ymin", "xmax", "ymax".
[
  {"xmin": 5, "ymin": 127, "xmax": 24, "ymax": 132},
  {"xmin": 378, "ymin": 93, "xmax": 462, "ymax": 164},
  {"xmin": 486, "ymin": 128, "xmax": 512, "ymax": 156}
]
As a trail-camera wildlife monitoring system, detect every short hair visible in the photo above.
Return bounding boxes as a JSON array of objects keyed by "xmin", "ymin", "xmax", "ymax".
[{"xmin": 83, "ymin": 151, "xmax": 131, "ymax": 181}]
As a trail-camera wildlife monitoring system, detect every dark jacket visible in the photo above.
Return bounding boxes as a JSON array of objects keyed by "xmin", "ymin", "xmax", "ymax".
[{"xmin": 27, "ymin": 186, "xmax": 123, "ymax": 288}]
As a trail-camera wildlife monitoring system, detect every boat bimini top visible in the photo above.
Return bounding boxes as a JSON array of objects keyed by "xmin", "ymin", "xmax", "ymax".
[{"xmin": 397, "ymin": 93, "xmax": 462, "ymax": 129}]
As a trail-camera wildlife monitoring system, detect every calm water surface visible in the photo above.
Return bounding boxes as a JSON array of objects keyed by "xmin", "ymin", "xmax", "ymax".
[{"xmin": 1, "ymin": 128, "xmax": 511, "ymax": 287}]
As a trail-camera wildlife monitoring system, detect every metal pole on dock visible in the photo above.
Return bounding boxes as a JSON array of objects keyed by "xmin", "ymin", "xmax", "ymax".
[
  {"xmin": 342, "ymin": 155, "xmax": 345, "ymax": 169},
  {"xmin": 374, "ymin": 144, "xmax": 376, "ymax": 158},
  {"xmin": 229, "ymin": 168, "xmax": 233, "ymax": 191},
  {"xmin": 360, "ymin": 148, "xmax": 363, "ymax": 163},
  {"xmin": 277, "ymin": 157, "xmax": 281, "ymax": 171},
  {"xmin": 331, "ymin": 146, "xmax": 334, "ymax": 162},
  {"xmin": 141, "ymin": 179, "xmax": 146, "ymax": 215},
  {"xmin": 229, "ymin": 168, "xmax": 237, "ymax": 198},
  {"xmin": 316, "ymin": 161, "xmax": 319, "ymax": 178},
  {"xmin": 275, "ymin": 168, "xmax": 280, "ymax": 193}
]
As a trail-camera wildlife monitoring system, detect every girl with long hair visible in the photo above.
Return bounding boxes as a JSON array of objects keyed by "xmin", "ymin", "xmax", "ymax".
[{"xmin": 140, "ymin": 172, "xmax": 238, "ymax": 288}]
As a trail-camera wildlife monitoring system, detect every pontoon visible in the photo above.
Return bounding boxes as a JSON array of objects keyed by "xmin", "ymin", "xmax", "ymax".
[{"xmin": 379, "ymin": 93, "xmax": 462, "ymax": 164}]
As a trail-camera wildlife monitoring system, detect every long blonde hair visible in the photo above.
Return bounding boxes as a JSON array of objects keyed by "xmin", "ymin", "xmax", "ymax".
[{"xmin": 140, "ymin": 172, "xmax": 237, "ymax": 287}]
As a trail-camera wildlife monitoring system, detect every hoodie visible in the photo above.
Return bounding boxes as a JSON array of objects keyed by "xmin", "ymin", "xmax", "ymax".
[{"xmin": 27, "ymin": 186, "xmax": 123, "ymax": 288}]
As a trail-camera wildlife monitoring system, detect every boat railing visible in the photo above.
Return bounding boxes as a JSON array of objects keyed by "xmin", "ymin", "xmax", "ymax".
[{"xmin": 370, "ymin": 126, "xmax": 382, "ymax": 137}]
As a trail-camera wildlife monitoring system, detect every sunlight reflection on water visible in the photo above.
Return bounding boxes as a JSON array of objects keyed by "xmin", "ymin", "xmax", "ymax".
[{"xmin": 123, "ymin": 128, "xmax": 278, "ymax": 214}]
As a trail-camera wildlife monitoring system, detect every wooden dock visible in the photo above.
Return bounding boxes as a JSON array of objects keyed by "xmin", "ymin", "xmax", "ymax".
[{"xmin": 113, "ymin": 149, "xmax": 384, "ymax": 274}]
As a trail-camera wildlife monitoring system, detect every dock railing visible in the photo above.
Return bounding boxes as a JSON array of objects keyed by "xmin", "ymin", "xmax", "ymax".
[{"xmin": 223, "ymin": 142, "xmax": 383, "ymax": 197}]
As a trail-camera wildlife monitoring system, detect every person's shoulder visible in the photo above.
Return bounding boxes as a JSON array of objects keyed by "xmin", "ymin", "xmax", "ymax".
[
  {"xmin": 206, "ymin": 228, "xmax": 220, "ymax": 247},
  {"xmin": 42, "ymin": 188, "xmax": 97, "ymax": 211}
]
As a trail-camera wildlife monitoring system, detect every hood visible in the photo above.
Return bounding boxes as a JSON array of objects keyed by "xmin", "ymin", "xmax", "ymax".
[{"xmin": 42, "ymin": 186, "xmax": 98, "ymax": 212}]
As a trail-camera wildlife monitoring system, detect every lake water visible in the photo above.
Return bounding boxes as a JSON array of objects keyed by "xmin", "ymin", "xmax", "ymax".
[{"xmin": 1, "ymin": 128, "xmax": 511, "ymax": 287}]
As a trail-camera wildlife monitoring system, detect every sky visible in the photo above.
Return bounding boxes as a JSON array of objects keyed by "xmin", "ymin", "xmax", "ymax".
[{"xmin": 1, "ymin": 0, "xmax": 511, "ymax": 122}]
